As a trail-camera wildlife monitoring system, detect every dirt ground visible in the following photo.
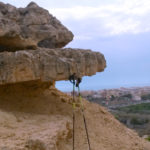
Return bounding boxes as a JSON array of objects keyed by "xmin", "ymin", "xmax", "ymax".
[{"xmin": 0, "ymin": 85, "xmax": 149, "ymax": 150}]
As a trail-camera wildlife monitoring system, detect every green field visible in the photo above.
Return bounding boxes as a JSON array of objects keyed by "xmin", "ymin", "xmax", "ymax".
[
  {"xmin": 116, "ymin": 103, "xmax": 150, "ymax": 113},
  {"xmin": 111, "ymin": 103, "xmax": 150, "ymax": 137}
]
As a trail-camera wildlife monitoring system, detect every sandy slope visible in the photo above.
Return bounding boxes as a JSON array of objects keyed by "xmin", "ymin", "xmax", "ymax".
[{"xmin": 0, "ymin": 87, "xmax": 149, "ymax": 150}]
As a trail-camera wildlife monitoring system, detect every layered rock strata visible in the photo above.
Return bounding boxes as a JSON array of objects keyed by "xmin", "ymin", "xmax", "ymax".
[
  {"xmin": 0, "ymin": 48, "xmax": 106, "ymax": 85},
  {"xmin": 0, "ymin": 1, "xmax": 106, "ymax": 86}
]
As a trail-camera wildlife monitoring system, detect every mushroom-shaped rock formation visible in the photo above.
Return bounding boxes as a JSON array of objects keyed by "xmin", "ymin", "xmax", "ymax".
[
  {"xmin": 0, "ymin": 2, "xmax": 150, "ymax": 150},
  {"xmin": 0, "ymin": 2, "xmax": 73, "ymax": 51},
  {"xmin": 0, "ymin": 48, "xmax": 106, "ymax": 85}
]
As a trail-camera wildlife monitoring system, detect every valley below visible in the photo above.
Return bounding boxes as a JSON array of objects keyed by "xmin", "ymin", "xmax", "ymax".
[{"xmin": 80, "ymin": 86, "xmax": 150, "ymax": 140}]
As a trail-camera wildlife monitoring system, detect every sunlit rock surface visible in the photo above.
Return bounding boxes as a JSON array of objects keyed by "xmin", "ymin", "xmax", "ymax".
[{"xmin": 0, "ymin": 48, "xmax": 106, "ymax": 85}]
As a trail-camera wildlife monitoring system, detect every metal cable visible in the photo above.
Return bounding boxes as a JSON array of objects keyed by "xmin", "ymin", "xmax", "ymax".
[
  {"xmin": 72, "ymin": 81, "xmax": 75, "ymax": 150},
  {"xmin": 70, "ymin": 75, "xmax": 91, "ymax": 150},
  {"xmin": 78, "ymin": 86, "xmax": 91, "ymax": 150}
]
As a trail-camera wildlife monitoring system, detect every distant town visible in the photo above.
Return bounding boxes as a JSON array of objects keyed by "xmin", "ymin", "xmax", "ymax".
[{"xmin": 79, "ymin": 86, "xmax": 150, "ymax": 108}]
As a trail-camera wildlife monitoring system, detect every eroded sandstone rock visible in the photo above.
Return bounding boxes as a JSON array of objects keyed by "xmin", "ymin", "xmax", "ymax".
[
  {"xmin": 0, "ymin": 88, "xmax": 149, "ymax": 150},
  {"xmin": 0, "ymin": 2, "xmax": 73, "ymax": 51},
  {"xmin": 0, "ymin": 48, "xmax": 106, "ymax": 85}
]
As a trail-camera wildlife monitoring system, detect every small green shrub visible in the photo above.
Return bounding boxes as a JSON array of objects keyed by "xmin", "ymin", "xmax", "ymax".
[
  {"xmin": 122, "ymin": 94, "xmax": 132, "ymax": 99},
  {"xmin": 117, "ymin": 103, "xmax": 150, "ymax": 113},
  {"xmin": 114, "ymin": 114, "xmax": 119, "ymax": 120},
  {"xmin": 130, "ymin": 117, "xmax": 149, "ymax": 125},
  {"xmin": 141, "ymin": 94, "xmax": 150, "ymax": 100},
  {"xmin": 146, "ymin": 136, "xmax": 150, "ymax": 142}
]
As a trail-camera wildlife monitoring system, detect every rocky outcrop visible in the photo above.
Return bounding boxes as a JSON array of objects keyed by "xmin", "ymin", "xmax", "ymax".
[
  {"xmin": 0, "ymin": 1, "xmax": 105, "ymax": 87},
  {"xmin": 0, "ymin": 48, "xmax": 106, "ymax": 85},
  {"xmin": 0, "ymin": 2, "xmax": 73, "ymax": 51}
]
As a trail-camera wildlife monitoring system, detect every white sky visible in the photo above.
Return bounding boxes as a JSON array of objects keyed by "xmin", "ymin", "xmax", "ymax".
[
  {"xmin": 49, "ymin": 0, "xmax": 150, "ymax": 36},
  {"xmin": 2, "ymin": 0, "xmax": 150, "ymax": 37}
]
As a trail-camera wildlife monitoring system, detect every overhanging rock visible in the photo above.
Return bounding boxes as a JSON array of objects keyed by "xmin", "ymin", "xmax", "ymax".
[
  {"xmin": 0, "ymin": 2, "xmax": 73, "ymax": 51},
  {"xmin": 0, "ymin": 48, "xmax": 106, "ymax": 85}
]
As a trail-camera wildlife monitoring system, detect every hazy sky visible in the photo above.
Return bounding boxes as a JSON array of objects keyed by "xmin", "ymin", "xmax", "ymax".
[{"xmin": 1, "ymin": 0, "xmax": 150, "ymax": 91}]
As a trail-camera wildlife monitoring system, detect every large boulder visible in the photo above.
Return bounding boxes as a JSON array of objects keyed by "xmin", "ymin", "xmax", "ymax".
[
  {"xmin": 0, "ymin": 2, "xmax": 73, "ymax": 51},
  {"xmin": 0, "ymin": 48, "xmax": 106, "ymax": 85}
]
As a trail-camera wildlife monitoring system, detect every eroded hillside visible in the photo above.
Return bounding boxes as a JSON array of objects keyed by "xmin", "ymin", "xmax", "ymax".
[{"xmin": 0, "ymin": 85, "xmax": 150, "ymax": 150}]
